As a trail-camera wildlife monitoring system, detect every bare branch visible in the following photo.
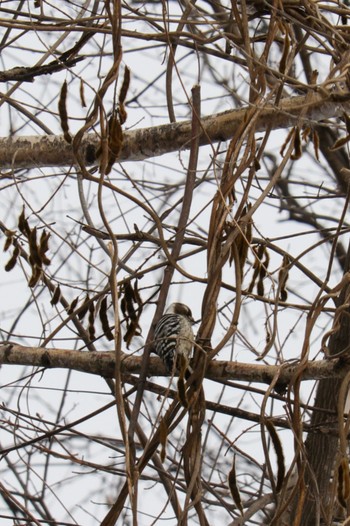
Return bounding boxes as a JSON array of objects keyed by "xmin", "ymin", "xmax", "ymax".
[
  {"xmin": 1, "ymin": 91, "xmax": 349, "ymax": 169},
  {"xmin": 0, "ymin": 342, "xmax": 348, "ymax": 384}
]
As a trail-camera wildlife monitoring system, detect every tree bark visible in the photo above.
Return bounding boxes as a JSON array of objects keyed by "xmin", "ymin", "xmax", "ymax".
[
  {"xmin": 1, "ymin": 92, "xmax": 350, "ymax": 169},
  {"xmin": 297, "ymin": 243, "xmax": 350, "ymax": 525}
]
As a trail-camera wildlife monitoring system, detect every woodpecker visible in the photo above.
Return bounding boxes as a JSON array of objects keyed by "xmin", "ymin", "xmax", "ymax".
[{"xmin": 153, "ymin": 302, "xmax": 194, "ymax": 373}]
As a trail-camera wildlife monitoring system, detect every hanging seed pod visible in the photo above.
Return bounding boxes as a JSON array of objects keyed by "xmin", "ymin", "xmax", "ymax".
[
  {"xmin": 78, "ymin": 294, "xmax": 91, "ymax": 320},
  {"xmin": 228, "ymin": 456, "xmax": 243, "ymax": 515},
  {"xmin": 278, "ymin": 254, "xmax": 291, "ymax": 302},
  {"xmin": 67, "ymin": 296, "xmax": 79, "ymax": 315},
  {"xmin": 265, "ymin": 419, "xmax": 285, "ymax": 493},
  {"xmin": 50, "ymin": 284, "xmax": 61, "ymax": 306},
  {"xmin": 99, "ymin": 296, "xmax": 114, "ymax": 341},
  {"xmin": 18, "ymin": 207, "xmax": 30, "ymax": 237},
  {"xmin": 58, "ymin": 79, "xmax": 72, "ymax": 144},
  {"xmin": 5, "ymin": 245, "xmax": 20, "ymax": 272},
  {"xmin": 121, "ymin": 280, "xmax": 143, "ymax": 348},
  {"xmin": 88, "ymin": 302, "xmax": 96, "ymax": 341}
]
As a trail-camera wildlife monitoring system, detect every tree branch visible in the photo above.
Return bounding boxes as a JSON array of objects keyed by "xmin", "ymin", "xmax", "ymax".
[
  {"xmin": 1, "ymin": 91, "xmax": 349, "ymax": 169},
  {"xmin": 1, "ymin": 342, "xmax": 349, "ymax": 384}
]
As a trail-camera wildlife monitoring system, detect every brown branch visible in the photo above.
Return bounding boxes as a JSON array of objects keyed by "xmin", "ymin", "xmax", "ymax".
[
  {"xmin": 1, "ymin": 342, "xmax": 349, "ymax": 384},
  {"xmin": 1, "ymin": 91, "xmax": 350, "ymax": 170},
  {"xmin": 0, "ymin": 56, "xmax": 85, "ymax": 82}
]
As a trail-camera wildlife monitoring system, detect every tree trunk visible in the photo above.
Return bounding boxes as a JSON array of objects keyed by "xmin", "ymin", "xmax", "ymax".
[{"xmin": 298, "ymin": 244, "xmax": 350, "ymax": 525}]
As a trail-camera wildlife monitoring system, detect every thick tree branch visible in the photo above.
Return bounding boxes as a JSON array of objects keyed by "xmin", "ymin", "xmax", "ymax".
[
  {"xmin": 1, "ymin": 342, "xmax": 349, "ymax": 384},
  {"xmin": 1, "ymin": 91, "xmax": 349, "ymax": 170}
]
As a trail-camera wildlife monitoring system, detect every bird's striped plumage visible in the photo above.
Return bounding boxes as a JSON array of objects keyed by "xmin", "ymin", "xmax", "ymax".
[{"xmin": 154, "ymin": 303, "xmax": 194, "ymax": 372}]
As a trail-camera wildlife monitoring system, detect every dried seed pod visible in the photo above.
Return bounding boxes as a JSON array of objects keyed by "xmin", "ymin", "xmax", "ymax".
[
  {"xmin": 329, "ymin": 134, "xmax": 350, "ymax": 151},
  {"xmin": 105, "ymin": 111, "xmax": 123, "ymax": 174},
  {"xmin": 67, "ymin": 297, "xmax": 79, "ymax": 315},
  {"xmin": 5, "ymin": 245, "xmax": 20, "ymax": 272},
  {"xmin": 79, "ymin": 78, "xmax": 87, "ymax": 108},
  {"xmin": 265, "ymin": 419, "xmax": 285, "ymax": 493},
  {"xmin": 99, "ymin": 296, "xmax": 114, "ymax": 341},
  {"xmin": 18, "ymin": 207, "xmax": 30, "ymax": 237},
  {"xmin": 28, "ymin": 265, "xmax": 42, "ymax": 287},
  {"xmin": 278, "ymin": 254, "xmax": 290, "ymax": 302},
  {"xmin": 118, "ymin": 65, "xmax": 130, "ymax": 125},
  {"xmin": 159, "ymin": 418, "xmax": 168, "ymax": 463},
  {"xmin": 228, "ymin": 457, "xmax": 243, "ymax": 515},
  {"xmin": 121, "ymin": 280, "xmax": 143, "ymax": 348},
  {"xmin": 3, "ymin": 231, "xmax": 14, "ymax": 252},
  {"xmin": 291, "ymin": 126, "xmax": 302, "ymax": 160},
  {"xmin": 78, "ymin": 294, "xmax": 91, "ymax": 320},
  {"xmin": 248, "ymin": 244, "xmax": 265, "ymax": 294},
  {"xmin": 50, "ymin": 285, "xmax": 61, "ymax": 306},
  {"xmin": 88, "ymin": 302, "xmax": 96, "ymax": 341},
  {"xmin": 248, "ymin": 244, "xmax": 270, "ymax": 297},
  {"xmin": 28, "ymin": 227, "xmax": 41, "ymax": 267},
  {"xmin": 58, "ymin": 79, "xmax": 72, "ymax": 144},
  {"xmin": 39, "ymin": 230, "xmax": 51, "ymax": 266}
]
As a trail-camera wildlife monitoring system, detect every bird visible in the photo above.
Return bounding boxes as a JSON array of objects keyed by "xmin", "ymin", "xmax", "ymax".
[{"xmin": 153, "ymin": 302, "xmax": 194, "ymax": 373}]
